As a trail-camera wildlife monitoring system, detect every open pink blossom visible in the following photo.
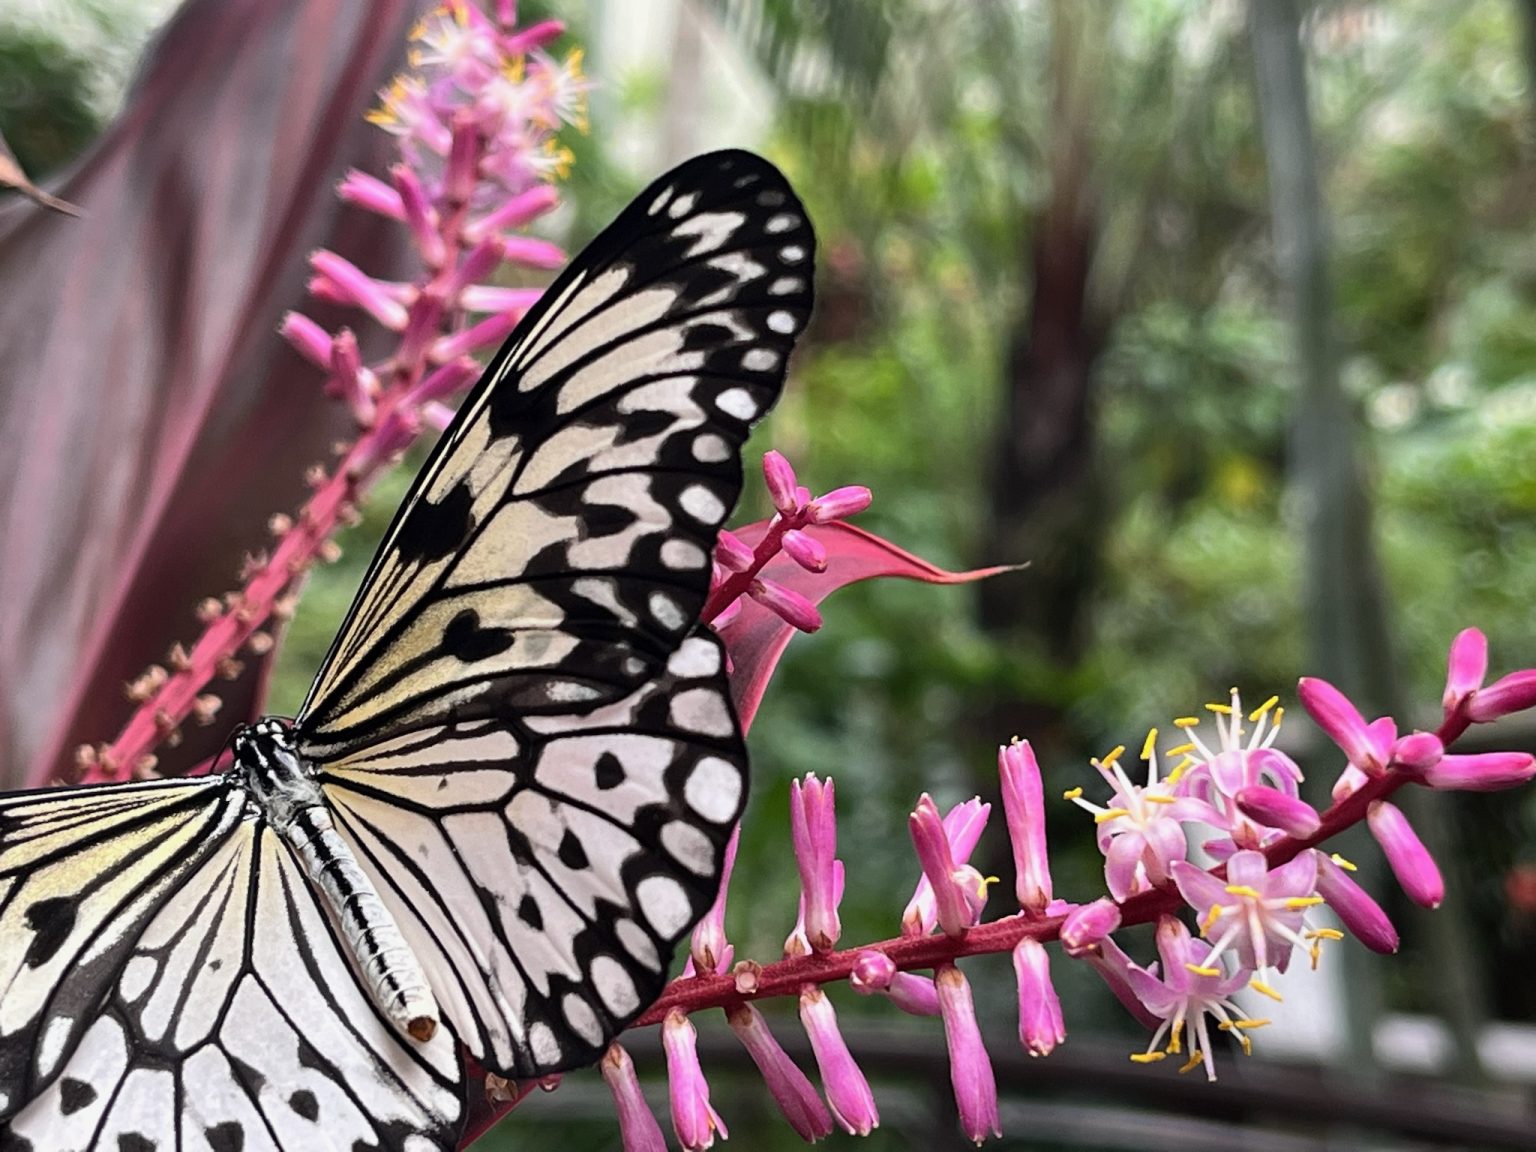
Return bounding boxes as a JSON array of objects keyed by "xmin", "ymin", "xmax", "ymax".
[{"xmin": 1172, "ymin": 849, "xmax": 1324, "ymax": 991}]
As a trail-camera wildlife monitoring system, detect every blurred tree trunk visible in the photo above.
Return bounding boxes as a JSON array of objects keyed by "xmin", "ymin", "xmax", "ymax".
[
  {"xmin": 1250, "ymin": 0, "xmax": 1487, "ymax": 1084},
  {"xmin": 978, "ymin": 2, "xmax": 1106, "ymax": 750}
]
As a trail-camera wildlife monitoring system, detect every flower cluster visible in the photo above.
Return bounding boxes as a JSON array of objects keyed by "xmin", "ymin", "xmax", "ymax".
[{"xmin": 81, "ymin": 1, "xmax": 586, "ymax": 785}]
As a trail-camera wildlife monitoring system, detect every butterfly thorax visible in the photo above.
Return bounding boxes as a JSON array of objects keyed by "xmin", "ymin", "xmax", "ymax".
[{"xmin": 231, "ymin": 717, "xmax": 442, "ymax": 1042}]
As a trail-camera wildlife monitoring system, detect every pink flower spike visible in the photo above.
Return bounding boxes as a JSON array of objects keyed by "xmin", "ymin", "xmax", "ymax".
[
  {"xmin": 499, "ymin": 234, "xmax": 568, "ymax": 269},
  {"xmin": 749, "ymin": 578, "xmax": 823, "ymax": 633},
  {"xmin": 391, "ymin": 164, "xmax": 445, "ymax": 268},
  {"xmin": 807, "ymin": 486, "xmax": 872, "ymax": 524},
  {"xmin": 1012, "ymin": 938, "xmax": 1066, "ymax": 1058},
  {"xmin": 714, "ymin": 530, "xmax": 754, "ymax": 574},
  {"xmin": 725, "ymin": 1003, "xmax": 834, "ymax": 1142},
  {"xmin": 907, "ymin": 795, "xmax": 985, "ymax": 938},
  {"xmin": 308, "ymin": 250, "xmax": 409, "ymax": 330},
  {"xmin": 463, "ymin": 184, "xmax": 561, "ymax": 243},
  {"xmin": 1391, "ymin": 731, "xmax": 1443, "ymax": 773},
  {"xmin": 799, "ymin": 986, "xmax": 878, "ymax": 1135},
  {"xmin": 1060, "ymin": 898, "xmax": 1121, "ymax": 957},
  {"xmin": 1298, "ymin": 677, "xmax": 1390, "ymax": 773},
  {"xmin": 432, "ymin": 308, "xmax": 523, "ymax": 362},
  {"xmin": 790, "ymin": 776, "xmax": 841, "ymax": 952},
  {"xmin": 1368, "ymin": 802, "xmax": 1444, "ymax": 908},
  {"xmin": 1443, "ymin": 628, "xmax": 1488, "ymax": 715},
  {"xmin": 999, "ymin": 740, "xmax": 1053, "ymax": 914},
  {"xmin": 936, "ymin": 965, "xmax": 1000, "ymax": 1143},
  {"xmin": 663, "ymin": 1010, "xmax": 727, "ymax": 1150},
  {"xmin": 279, "ymin": 311, "xmax": 333, "ymax": 369},
  {"xmin": 337, "ymin": 169, "xmax": 405, "ymax": 219},
  {"xmin": 1467, "ymin": 669, "xmax": 1536, "ymax": 723},
  {"xmin": 762, "ymin": 451, "xmax": 801, "ymax": 515},
  {"xmin": 601, "ymin": 1044, "xmax": 668, "ymax": 1152},
  {"xmin": 782, "ymin": 529, "xmax": 828, "ymax": 573},
  {"xmin": 1233, "ymin": 785, "xmax": 1321, "ymax": 838},
  {"xmin": 691, "ymin": 825, "xmax": 739, "ymax": 975},
  {"xmin": 1315, "ymin": 853, "xmax": 1398, "ymax": 953},
  {"xmin": 1421, "ymin": 751, "xmax": 1536, "ymax": 792},
  {"xmin": 444, "ymin": 111, "xmax": 483, "ymax": 208}
]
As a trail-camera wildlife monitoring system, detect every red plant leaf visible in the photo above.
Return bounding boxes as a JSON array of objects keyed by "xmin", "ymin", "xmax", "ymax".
[
  {"xmin": 0, "ymin": 0, "xmax": 424, "ymax": 788},
  {"xmin": 720, "ymin": 520, "xmax": 1016, "ymax": 729}
]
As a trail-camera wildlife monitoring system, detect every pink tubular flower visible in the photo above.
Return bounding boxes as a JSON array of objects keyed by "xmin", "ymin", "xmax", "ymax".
[
  {"xmin": 726, "ymin": 1004, "xmax": 834, "ymax": 1142},
  {"xmin": 904, "ymin": 797, "xmax": 990, "ymax": 935},
  {"xmin": 936, "ymin": 965, "xmax": 1000, "ymax": 1143},
  {"xmin": 714, "ymin": 529, "xmax": 754, "ymax": 574},
  {"xmin": 691, "ymin": 825, "xmax": 739, "ymax": 975},
  {"xmin": 1233, "ymin": 785, "xmax": 1320, "ymax": 839},
  {"xmin": 849, "ymin": 950, "xmax": 941, "ymax": 1017},
  {"xmin": 1443, "ymin": 628, "xmax": 1488, "ymax": 718},
  {"xmin": 799, "ymin": 987, "xmax": 879, "ymax": 1136},
  {"xmin": 1013, "ymin": 938, "xmax": 1066, "ymax": 1057},
  {"xmin": 782, "ymin": 529, "xmax": 828, "ymax": 573},
  {"xmin": 601, "ymin": 1044, "xmax": 668, "ymax": 1152},
  {"xmin": 1298, "ymin": 677, "xmax": 1394, "ymax": 775},
  {"xmin": 308, "ymin": 250, "xmax": 410, "ymax": 329},
  {"xmin": 807, "ymin": 485, "xmax": 872, "ymax": 524},
  {"xmin": 1420, "ymin": 751, "xmax": 1536, "ymax": 792},
  {"xmin": 1083, "ymin": 934, "xmax": 1163, "ymax": 1030},
  {"xmin": 907, "ymin": 795, "xmax": 989, "ymax": 937},
  {"xmin": 1172, "ymin": 850, "xmax": 1323, "ymax": 991},
  {"xmin": 1466, "ymin": 669, "xmax": 1536, "ymax": 723},
  {"xmin": 999, "ymin": 740, "xmax": 1053, "ymax": 914},
  {"xmin": 1314, "ymin": 853, "xmax": 1399, "ymax": 954},
  {"xmin": 763, "ymin": 450, "xmax": 801, "ymax": 514},
  {"xmin": 790, "ymin": 775, "xmax": 841, "ymax": 952},
  {"xmin": 1391, "ymin": 731, "xmax": 1444, "ymax": 773},
  {"xmin": 1061, "ymin": 897, "xmax": 1122, "ymax": 957},
  {"xmin": 1368, "ymin": 801, "xmax": 1444, "ymax": 908},
  {"xmin": 279, "ymin": 311, "xmax": 334, "ymax": 368},
  {"xmin": 749, "ymin": 577, "xmax": 823, "ymax": 633},
  {"xmin": 663, "ymin": 1010, "xmax": 727, "ymax": 1150},
  {"xmin": 1124, "ymin": 917, "xmax": 1256, "ymax": 1081}
]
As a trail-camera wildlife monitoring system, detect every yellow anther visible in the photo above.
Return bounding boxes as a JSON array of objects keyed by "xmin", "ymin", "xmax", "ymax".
[
  {"xmin": 1306, "ymin": 928, "xmax": 1345, "ymax": 941},
  {"xmin": 1130, "ymin": 1051, "xmax": 1167, "ymax": 1064},
  {"xmin": 1166, "ymin": 759, "xmax": 1193, "ymax": 786},
  {"xmin": 1178, "ymin": 1050, "xmax": 1205, "ymax": 1075},
  {"xmin": 1062, "ymin": 786, "xmax": 1084, "ymax": 801},
  {"xmin": 1184, "ymin": 963, "xmax": 1222, "ymax": 978},
  {"xmin": 1145, "ymin": 794, "xmax": 1177, "ymax": 805},
  {"xmin": 1231, "ymin": 1018, "xmax": 1270, "ymax": 1030},
  {"xmin": 1330, "ymin": 853, "xmax": 1358, "ymax": 872},
  {"xmin": 1165, "ymin": 742, "xmax": 1196, "ymax": 757},
  {"xmin": 1224, "ymin": 885, "xmax": 1262, "ymax": 899},
  {"xmin": 1285, "ymin": 896, "xmax": 1325, "ymax": 910},
  {"xmin": 1200, "ymin": 904, "xmax": 1224, "ymax": 934},
  {"xmin": 1206, "ymin": 702, "xmax": 1233, "ymax": 715},
  {"xmin": 977, "ymin": 875, "xmax": 1002, "ymax": 896},
  {"xmin": 1249, "ymin": 979, "xmax": 1283, "ymax": 1002},
  {"xmin": 1095, "ymin": 808, "xmax": 1131, "ymax": 824},
  {"xmin": 1174, "ymin": 716, "xmax": 1200, "ymax": 728},
  {"xmin": 1248, "ymin": 695, "xmax": 1280, "ymax": 722},
  {"xmin": 1272, "ymin": 706, "xmax": 1285, "ymax": 727},
  {"xmin": 1101, "ymin": 745, "xmax": 1126, "ymax": 767},
  {"xmin": 1141, "ymin": 729, "xmax": 1158, "ymax": 759}
]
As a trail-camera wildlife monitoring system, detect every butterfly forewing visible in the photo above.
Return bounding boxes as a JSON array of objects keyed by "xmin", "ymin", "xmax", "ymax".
[{"xmin": 295, "ymin": 149, "xmax": 814, "ymax": 759}]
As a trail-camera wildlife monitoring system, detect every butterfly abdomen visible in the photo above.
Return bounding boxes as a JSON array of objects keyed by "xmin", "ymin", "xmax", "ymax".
[{"xmin": 235, "ymin": 720, "xmax": 440, "ymax": 1042}]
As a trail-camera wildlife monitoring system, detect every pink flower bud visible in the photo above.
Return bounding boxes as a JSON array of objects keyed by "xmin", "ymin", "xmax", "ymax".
[
  {"xmin": 749, "ymin": 578, "xmax": 823, "ymax": 633},
  {"xmin": 998, "ymin": 740, "xmax": 1052, "ymax": 914},
  {"xmin": 408, "ymin": 357, "xmax": 479, "ymax": 407},
  {"xmin": 1443, "ymin": 627, "xmax": 1488, "ymax": 715},
  {"xmin": 497, "ymin": 235, "xmax": 567, "ymax": 269},
  {"xmin": 907, "ymin": 795, "xmax": 985, "ymax": 938},
  {"xmin": 663, "ymin": 1010, "xmax": 727, "ymax": 1150},
  {"xmin": 849, "ymin": 950, "xmax": 940, "ymax": 1017},
  {"xmin": 904, "ymin": 798, "xmax": 989, "ymax": 934},
  {"xmin": 1420, "ymin": 751, "xmax": 1536, "ymax": 792},
  {"xmin": 336, "ymin": 169, "xmax": 404, "ymax": 219},
  {"xmin": 936, "ymin": 965, "xmax": 1000, "ymax": 1143},
  {"xmin": 714, "ymin": 530, "xmax": 754, "ymax": 573},
  {"xmin": 726, "ymin": 1003, "xmax": 834, "ymax": 1142},
  {"xmin": 1368, "ymin": 801, "xmax": 1443, "ymax": 909},
  {"xmin": 280, "ymin": 311, "xmax": 334, "ymax": 369},
  {"xmin": 1315, "ymin": 853, "xmax": 1399, "ymax": 954},
  {"xmin": 782, "ymin": 529, "xmax": 828, "ymax": 573},
  {"xmin": 1012, "ymin": 938, "xmax": 1066, "ymax": 1058},
  {"xmin": 431, "ymin": 308, "xmax": 522, "ymax": 361},
  {"xmin": 444, "ymin": 236, "xmax": 508, "ymax": 300},
  {"xmin": 463, "ymin": 184, "xmax": 561, "ymax": 243},
  {"xmin": 691, "ymin": 825, "xmax": 738, "ymax": 975},
  {"xmin": 1060, "ymin": 897, "xmax": 1121, "ymax": 957},
  {"xmin": 807, "ymin": 485, "xmax": 873, "ymax": 524},
  {"xmin": 601, "ymin": 1044, "xmax": 668, "ymax": 1152},
  {"xmin": 308, "ymin": 250, "xmax": 409, "ymax": 329},
  {"xmin": 1298, "ymin": 677, "xmax": 1390, "ymax": 772},
  {"xmin": 790, "ymin": 776, "xmax": 840, "ymax": 952},
  {"xmin": 500, "ymin": 18, "xmax": 565, "ymax": 54},
  {"xmin": 1467, "ymin": 669, "xmax": 1536, "ymax": 723},
  {"xmin": 459, "ymin": 285, "xmax": 543, "ymax": 315},
  {"xmin": 762, "ymin": 450, "xmax": 800, "ymax": 514},
  {"xmin": 1234, "ymin": 785, "xmax": 1321, "ymax": 838},
  {"xmin": 444, "ymin": 111, "xmax": 482, "ymax": 208},
  {"xmin": 1391, "ymin": 731, "xmax": 1444, "ymax": 773},
  {"xmin": 392, "ymin": 164, "xmax": 444, "ymax": 268},
  {"xmin": 799, "ymin": 987, "xmax": 878, "ymax": 1135}
]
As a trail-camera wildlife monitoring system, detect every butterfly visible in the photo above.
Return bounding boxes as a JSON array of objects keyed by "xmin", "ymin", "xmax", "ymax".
[{"xmin": 0, "ymin": 149, "xmax": 815, "ymax": 1151}]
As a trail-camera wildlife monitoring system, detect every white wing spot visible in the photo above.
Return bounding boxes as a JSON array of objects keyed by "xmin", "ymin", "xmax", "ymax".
[
  {"xmin": 649, "ymin": 187, "xmax": 673, "ymax": 215},
  {"xmin": 616, "ymin": 920, "xmax": 661, "ymax": 971},
  {"xmin": 766, "ymin": 213, "xmax": 797, "ymax": 234},
  {"xmin": 669, "ymin": 635, "xmax": 722, "ymax": 677},
  {"xmin": 661, "ymin": 821, "xmax": 716, "ymax": 877},
  {"xmin": 637, "ymin": 875, "xmax": 692, "ymax": 937},
  {"xmin": 715, "ymin": 388, "xmax": 758, "ymax": 420},
  {"xmin": 530, "ymin": 1022, "xmax": 561, "ymax": 1065},
  {"xmin": 549, "ymin": 681, "xmax": 604, "ymax": 704},
  {"xmin": 661, "ymin": 539, "xmax": 707, "ymax": 570},
  {"xmin": 120, "ymin": 956, "xmax": 157, "ymax": 1003},
  {"xmin": 591, "ymin": 956, "xmax": 641, "ymax": 1016},
  {"xmin": 38, "ymin": 1014, "xmax": 72, "ymax": 1079},
  {"xmin": 769, "ymin": 277, "xmax": 803, "ymax": 296},
  {"xmin": 673, "ymin": 211, "xmax": 746, "ymax": 257},
  {"xmin": 768, "ymin": 310, "xmax": 796, "ymax": 334},
  {"xmin": 562, "ymin": 994, "xmax": 605, "ymax": 1046},
  {"xmin": 669, "ymin": 687, "xmax": 734, "ymax": 738},
  {"xmin": 685, "ymin": 757, "xmax": 743, "ymax": 823},
  {"xmin": 742, "ymin": 348, "xmax": 779, "ymax": 372},
  {"xmin": 649, "ymin": 591, "xmax": 686, "ymax": 632},
  {"xmin": 692, "ymin": 433, "xmax": 729, "ymax": 463},
  {"xmin": 667, "ymin": 192, "xmax": 698, "ymax": 218},
  {"xmin": 780, "ymin": 245, "xmax": 807, "ymax": 263},
  {"xmin": 679, "ymin": 485, "xmax": 726, "ymax": 524}
]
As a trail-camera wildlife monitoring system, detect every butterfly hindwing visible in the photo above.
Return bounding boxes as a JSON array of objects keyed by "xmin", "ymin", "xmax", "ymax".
[{"xmin": 294, "ymin": 149, "xmax": 814, "ymax": 760}]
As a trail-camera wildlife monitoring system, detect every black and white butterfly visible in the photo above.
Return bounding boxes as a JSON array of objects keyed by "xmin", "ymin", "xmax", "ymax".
[{"xmin": 0, "ymin": 149, "xmax": 814, "ymax": 1151}]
